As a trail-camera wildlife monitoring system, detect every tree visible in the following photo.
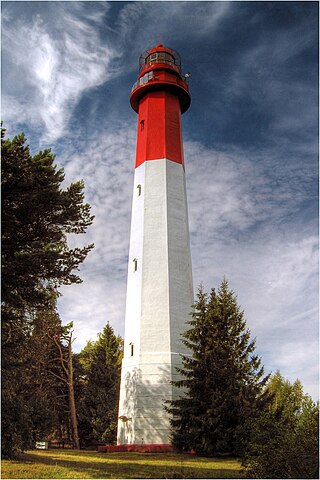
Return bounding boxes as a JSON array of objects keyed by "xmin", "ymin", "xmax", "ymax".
[
  {"xmin": 27, "ymin": 306, "xmax": 69, "ymax": 442},
  {"xmin": 76, "ymin": 323, "xmax": 123, "ymax": 447},
  {"xmin": 48, "ymin": 323, "xmax": 80, "ymax": 449},
  {"xmin": 1, "ymin": 128, "xmax": 94, "ymax": 457},
  {"xmin": 166, "ymin": 279, "xmax": 270, "ymax": 455},
  {"xmin": 1, "ymin": 301, "xmax": 70, "ymax": 457},
  {"xmin": 241, "ymin": 372, "xmax": 319, "ymax": 478},
  {"xmin": 2, "ymin": 129, "xmax": 94, "ymax": 314}
]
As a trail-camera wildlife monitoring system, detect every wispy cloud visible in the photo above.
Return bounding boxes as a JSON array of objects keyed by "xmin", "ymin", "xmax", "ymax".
[
  {"xmin": 2, "ymin": 2, "xmax": 121, "ymax": 142},
  {"xmin": 185, "ymin": 140, "xmax": 315, "ymax": 246}
]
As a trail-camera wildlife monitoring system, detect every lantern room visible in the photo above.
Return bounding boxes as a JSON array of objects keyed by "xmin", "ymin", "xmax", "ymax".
[
  {"xmin": 130, "ymin": 44, "xmax": 191, "ymax": 114},
  {"xmin": 139, "ymin": 44, "xmax": 182, "ymax": 74}
]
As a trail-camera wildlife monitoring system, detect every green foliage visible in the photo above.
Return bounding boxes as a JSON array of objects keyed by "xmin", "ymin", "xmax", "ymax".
[
  {"xmin": 241, "ymin": 372, "xmax": 319, "ymax": 478},
  {"xmin": 167, "ymin": 280, "xmax": 270, "ymax": 456},
  {"xmin": 2, "ymin": 129, "xmax": 94, "ymax": 313},
  {"xmin": 1, "ymin": 128, "xmax": 94, "ymax": 457},
  {"xmin": 1, "ymin": 392, "xmax": 34, "ymax": 457},
  {"xmin": 76, "ymin": 323, "xmax": 123, "ymax": 447},
  {"xmin": 1, "ymin": 304, "xmax": 70, "ymax": 457}
]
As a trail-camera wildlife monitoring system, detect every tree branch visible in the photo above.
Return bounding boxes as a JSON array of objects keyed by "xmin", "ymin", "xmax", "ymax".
[{"xmin": 48, "ymin": 370, "xmax": 67, "ymax": 384}]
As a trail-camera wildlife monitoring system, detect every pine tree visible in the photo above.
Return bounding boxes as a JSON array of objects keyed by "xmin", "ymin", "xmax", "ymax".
[
  {"xmin": 1, "ymin": 128, "xmax": 94, "ymax": 457},
  {"xmin": 167, "ymin": 279, "xmax": 270, "ymax": 455}
]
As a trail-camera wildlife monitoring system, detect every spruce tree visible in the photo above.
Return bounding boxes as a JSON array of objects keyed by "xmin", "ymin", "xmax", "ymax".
[{"xmin": 167, "ymin": 279, "xmax": 270, "ymax": 455}]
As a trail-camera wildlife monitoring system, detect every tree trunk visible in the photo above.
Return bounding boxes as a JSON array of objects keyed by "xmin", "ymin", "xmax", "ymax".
[
  {"xmin": 48, "ymin": 327, "xmax": 80, "ymax": 450},
  {"xmin": 68, "ymin": 340, "xmax": 80, "ymax": 450}
]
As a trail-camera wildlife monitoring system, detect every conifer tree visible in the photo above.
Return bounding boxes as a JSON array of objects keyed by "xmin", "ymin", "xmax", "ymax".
[
  {"xmin": 1, "ymin": 128, "xmax": 94, "ymax": 457},
  {"xmin": 167, "ymin": 279, "xmax": 270, "ymax": 455}
]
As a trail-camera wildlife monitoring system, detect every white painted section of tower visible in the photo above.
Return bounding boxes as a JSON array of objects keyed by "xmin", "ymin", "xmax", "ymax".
[{"xmin": 117, "ymin": 158, "xmax": 193, "ymax": 445}]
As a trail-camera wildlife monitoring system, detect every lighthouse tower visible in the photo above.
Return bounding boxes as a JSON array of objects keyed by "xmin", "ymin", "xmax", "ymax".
[{"xmin": 117, "ymin": 44, "xmax": 193, "ymax": 449}]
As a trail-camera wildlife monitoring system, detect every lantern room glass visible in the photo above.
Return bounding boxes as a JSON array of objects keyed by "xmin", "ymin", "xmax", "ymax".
[
  {"xmin": 146, "ymin": 52, "xmax": 174, "ymax": 67},
  {"xmin": 139, "ymin": 46, "xmax": 182, "ymax": 73}
]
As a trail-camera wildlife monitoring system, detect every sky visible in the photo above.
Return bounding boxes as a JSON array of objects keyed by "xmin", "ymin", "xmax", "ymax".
[{"xmin": 2, "ymin": 1, "xmax": 319, "ymax": 400}]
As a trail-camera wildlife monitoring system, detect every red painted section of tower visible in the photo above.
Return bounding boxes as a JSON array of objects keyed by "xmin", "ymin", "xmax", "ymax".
[
  {"xmin": 135, "ymin": 91, "xmax": 183, "ymax": 167},
  {"xmin": 130, "ymin": 44, "xmax": 190, "ymax": 169}
]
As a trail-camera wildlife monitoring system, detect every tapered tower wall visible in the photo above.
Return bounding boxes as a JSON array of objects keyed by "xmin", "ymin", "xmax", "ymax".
[{"xmin": 117, "ymin": 44, "xmax": 193, "ymax": 447}]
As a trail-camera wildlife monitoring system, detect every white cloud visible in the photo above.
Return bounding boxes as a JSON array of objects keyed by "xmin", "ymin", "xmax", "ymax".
[
  {"xmin": 59, "ymin": 273, "xmax": 127, "ymax": 353},
  {"xmin": 270, "ymin": 340, "xmax": 319, "ymax": 399},
  {"xmin": 2, "ymin": 94, "xmax": 41, "ymax": 132},
  {"xmin": 2, "ymin": 3, "xmax": 121, "ymax": 142},
  {"xmin": 184, "ymin": 139, "xmax": 314, "ymax": 249}
]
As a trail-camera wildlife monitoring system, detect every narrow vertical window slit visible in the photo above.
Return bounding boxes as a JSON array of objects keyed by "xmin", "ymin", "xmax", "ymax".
[{"xmin": 133, "ymin": 258, "xmax": 138, "ymax": 271}]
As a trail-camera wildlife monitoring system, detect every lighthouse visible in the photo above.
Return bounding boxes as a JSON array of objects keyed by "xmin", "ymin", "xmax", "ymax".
[{"xmin": 117, "ymin": 44, "xmax": 193, "ymax": 450}]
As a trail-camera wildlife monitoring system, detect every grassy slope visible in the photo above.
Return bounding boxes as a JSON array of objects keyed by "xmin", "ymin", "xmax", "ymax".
[{"xmin": 1, "ymin": 449, "xmax": 244, "ymax": 479}]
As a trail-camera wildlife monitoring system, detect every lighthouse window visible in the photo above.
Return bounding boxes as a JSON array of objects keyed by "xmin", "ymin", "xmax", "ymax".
[
  {"xmin": 140, "ymin": 120, "xmax": 144, "ymax": 131},
  {"xmin": 146, "ymin": 52, "xmax": 174, "ymax": 66},
  {"xmin": 139, "ymin": 71, "xmax": 153, "ymax": 87},
  {"xmin": 133, "ymin": 258, "xmax": 138, "ymax": 271},
  {"xmin": 141, "ymin": 74, "xmax": 147, "ymax": 85},
  {"xmin": 129, "ymin": 343, "xmax": 134, "ymax": 357},
  {"xmin": 137, "ymin": 184, "xmax": 142, "ymax": 196}
]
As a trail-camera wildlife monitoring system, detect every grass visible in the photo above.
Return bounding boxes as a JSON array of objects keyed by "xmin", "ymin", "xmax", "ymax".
[{"xmin": 1, "ymin": 449, "xmax": 245, "ymax": 479}]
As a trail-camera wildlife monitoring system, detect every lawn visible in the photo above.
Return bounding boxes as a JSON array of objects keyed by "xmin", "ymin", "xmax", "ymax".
[{"xmin": 1, "ymin": 449, "xmax": 245, "ymax": 479}]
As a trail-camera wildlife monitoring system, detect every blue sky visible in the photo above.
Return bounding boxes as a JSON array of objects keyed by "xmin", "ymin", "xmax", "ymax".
[{"xmin": 2, "ymin": 1, "xmax": 318, "ymax": 399}]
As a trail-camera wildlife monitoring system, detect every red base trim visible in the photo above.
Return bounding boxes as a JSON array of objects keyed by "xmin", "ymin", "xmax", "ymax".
[{"xmin": 98, "ymin": 444, "xmax": 177, "ymax": 453}]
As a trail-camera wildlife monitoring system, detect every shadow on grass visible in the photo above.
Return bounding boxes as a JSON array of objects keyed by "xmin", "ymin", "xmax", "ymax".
[{"xmin": 15, "ymin": 451, "xmax": 244, "ymax": 479}]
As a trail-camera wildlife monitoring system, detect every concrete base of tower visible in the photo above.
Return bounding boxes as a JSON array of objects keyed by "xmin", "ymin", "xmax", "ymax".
[{"xmin": 98, "ymin": 444, "xmax": 177, "ymax": 453}]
